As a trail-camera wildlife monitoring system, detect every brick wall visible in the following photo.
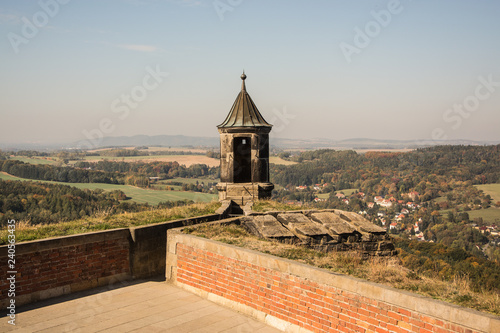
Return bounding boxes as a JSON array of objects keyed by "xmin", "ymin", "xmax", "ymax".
[
  {"xmin": 0, "ymin": 229, "xmax": 131, "ymax": 307},
  {"xmin": 0, "ymin": 211, "xmax": 227, "ymax": 308},
  {"xmin": 167, "ymin": 231, "xmax": 500, "ymax": 333}
]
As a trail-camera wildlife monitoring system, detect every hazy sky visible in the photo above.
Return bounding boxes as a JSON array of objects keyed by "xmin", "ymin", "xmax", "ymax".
[{"xmin": 1, "ymin": 0, "xmax": 499, "ymax": 145}]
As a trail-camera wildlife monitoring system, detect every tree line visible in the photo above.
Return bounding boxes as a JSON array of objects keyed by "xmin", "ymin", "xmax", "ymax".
[
  {"xmin": 0, "ymin": 179, "xmax": 144, "ymax": 226},
  {"xmin": 0, "ymin": 160, "xmax": 124, "ymax": 184}
]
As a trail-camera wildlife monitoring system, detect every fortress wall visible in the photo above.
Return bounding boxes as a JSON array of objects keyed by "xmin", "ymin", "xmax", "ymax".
[
  {"xmin": 167, "ymin": 230, "xmax": 500, "ymax": 333},
  {"xmin": 129, "ymin": 213, "xmax": 224, "ymax": 279},
  {"xmin": 0, "ymin": 229, "xmax": 131, "ymax": 308},
  {"xmin": 0, "ymin": 213, "xmax": 226, "ymax": 308}
]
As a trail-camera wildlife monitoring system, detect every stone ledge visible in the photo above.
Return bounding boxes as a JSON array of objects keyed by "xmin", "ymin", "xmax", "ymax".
[{"xmin": 0, "ymin": 228, "xmax": 131, "ymax": 256}]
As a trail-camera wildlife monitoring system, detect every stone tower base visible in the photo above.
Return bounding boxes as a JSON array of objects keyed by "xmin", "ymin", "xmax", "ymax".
[{"xmin": 216, "ymin": 182, "xmax": 273, "ymax": 206}]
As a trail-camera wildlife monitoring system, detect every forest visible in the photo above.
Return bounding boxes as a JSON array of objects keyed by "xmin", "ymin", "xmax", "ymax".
[
  {"xmin": 0, "ymin": 159, "xmax": 219, "ymax": 189},
  {"xmin": 0, "ymin": 160, "xmax": 124, "ymax": 184},
  {"xmin": 272, "ymin": 145, "xmax": 500, "ymax": 189},
  {"xmin": 271, "ymin": 145, "xmax": 500, "ymax": 263},
  {"xmin": 0, "ymin": 180, "xmax": 140, "ymax": 225}
]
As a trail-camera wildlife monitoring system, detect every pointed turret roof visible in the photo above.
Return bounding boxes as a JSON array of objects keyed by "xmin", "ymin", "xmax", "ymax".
[{"xmin": 217, "ymin": 73, "xmax": 272, "ymax": 128}]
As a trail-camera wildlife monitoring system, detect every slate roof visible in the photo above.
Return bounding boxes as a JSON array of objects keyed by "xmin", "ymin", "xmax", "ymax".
[{"xmin": 217, "ymin": 73, "xmax": 272, "ymax": 128}]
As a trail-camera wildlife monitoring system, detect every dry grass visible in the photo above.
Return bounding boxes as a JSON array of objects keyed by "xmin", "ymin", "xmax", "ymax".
[
  {"xmin": 82, "ymin": 155, "xmax": 219, "ymax": 167},
  {"xmin": 185, "ymin": 223, "xmax": 500, "ymax": 315},
  {"xmin": 251, "ymin": 200, "xmax": 304, "ymax": 212},
  {"xmin": 0, "ymin": 202, "xmax": 221, "ymax": 244}
]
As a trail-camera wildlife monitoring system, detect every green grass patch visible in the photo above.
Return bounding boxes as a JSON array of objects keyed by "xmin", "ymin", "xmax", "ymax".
[
  {"xmin": 467, "ymin": 207, "xmax": 500, "ymax": 223},
  {"xmin": 269, "ymin": 156, "xmax": 298, "ymax": 165},
  {"xmin": 316, "ymin": 193, "xmax": 330, "ymax": 199},
  {"xmin": 163, "ymin": 177, "xmax": 218, "ymax": 185},
  {"xmin": 0, "ymin": 172, "xmax": 216, "ymax": 205},
  {"xmin": 338, "ymin": 188, "xmax": 357, "ymax": 196},
  {"xmin": 434, "ymin": 196, "xmax": 447, "ymax": 203},
  {"xmin": 0, "ymin": 172, "xmax": 21, "ymax": 181},
  {"xmin": 475, "ymin": 184, "xmax": 500, "ymax": 203},
  {"xmin": 10, "ymin": 156, "xmax": 58, "ymax": 165}
]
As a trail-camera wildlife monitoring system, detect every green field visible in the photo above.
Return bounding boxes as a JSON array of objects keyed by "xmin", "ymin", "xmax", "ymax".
[
  {"xmin": 337, "ymin": 188, "xmax": 357, "ymax": 196},
  {"xmin": 475, "ymin": 184, "xmax": 500, "ymax": 203},
  {"xmin": 467, "ymin": 207, "xmax": 500, "ymax": 223},
  {"xmin": 434, "ymin": 196, "xmax": 447, "ymax": 203},
  {"xmin": 269, "ymin": 156, "xmax": 298, "ymax": 165},
  {"xmin": 10, "ymin": 156, "xmax": 58, "ymax": 165},
  {"xmin": 0, "ymin": 173, "xmax": 216, "ymax": 205},
  {"xmin": 72, "ymin": 154, "xmax": 219, "ymax": 167},
  {"xmin": 80, "ymin": 154, "xmax": 182, "ymax": 161},
  {"xmin": 316, "ymin": 193, "xmax": 330, "ymax": 199},
  {"xmin": 164, "ymin": 177, "xmax": 218, "ymax": 185}
]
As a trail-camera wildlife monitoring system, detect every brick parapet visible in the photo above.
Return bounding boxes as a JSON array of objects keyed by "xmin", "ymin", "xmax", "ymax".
[{"xmin": 167, "ymin": 230, "xmax": 500, "ymax": 333}]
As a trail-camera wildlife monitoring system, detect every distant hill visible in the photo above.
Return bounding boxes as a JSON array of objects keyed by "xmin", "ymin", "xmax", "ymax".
[
  {"xmin": 89, "ymin": 135, "xmax": 220, "ymax": 148},
  {"xmin": 86, "ymin": 135, "xmax": 499, "ymax": 150},
  {"xmin": 2, "ymin": 135, "xmax": 499, "ymax": 151}
]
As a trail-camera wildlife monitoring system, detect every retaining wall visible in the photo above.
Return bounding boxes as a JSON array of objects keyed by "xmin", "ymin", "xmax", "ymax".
[
  {"xmin": 0, "ymin": 212, "xmax": 224, "ymax": 308},
  {"xmin": 166, "ymin": 229, "xmax": 500, "ymax": 333}
]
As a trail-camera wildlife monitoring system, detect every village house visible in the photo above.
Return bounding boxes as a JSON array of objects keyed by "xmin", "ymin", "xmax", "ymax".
[
  {"xmin": 408, "ymin": 191, "xmax": 420, "ymax": 201},
  {"xmin": 380, "ymin": 199, "xmax": 393, "ymax": 208},
  {"xmin": 395, "ymin": 214, "xmax": 405, "ymax": 221}
]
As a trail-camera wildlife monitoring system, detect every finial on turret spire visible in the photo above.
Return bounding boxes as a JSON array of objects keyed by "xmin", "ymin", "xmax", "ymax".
[{"xmin": 241, "ymin": 70, "xmax": 247, "ymax": 91}]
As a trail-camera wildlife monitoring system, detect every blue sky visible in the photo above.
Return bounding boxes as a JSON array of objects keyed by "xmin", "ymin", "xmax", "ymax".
[{"xmin": 1, "ymin": 0, "xmax": 499, "ymax": 145}]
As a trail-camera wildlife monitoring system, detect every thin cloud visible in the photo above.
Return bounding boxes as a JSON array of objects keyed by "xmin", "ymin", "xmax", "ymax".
[
  {"xmin": 0, "ymin": 12, "xmax": 20, "ymax": 24},
  {"xmin": 126, "ymin": 0, "xmax": 206, "ymax": 6},
  {"xmin": 117, "ymin": 44, "xmax": 158, "ymax": 52}
]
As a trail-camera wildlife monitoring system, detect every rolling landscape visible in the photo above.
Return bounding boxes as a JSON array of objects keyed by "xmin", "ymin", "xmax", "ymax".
[
  {"xmin": 1, "ymin": 143, "xmax": 500, "ymax": 317},
  {"xmin": 2, "ymin": 1, "xmax": 500, "ymax": 331}
]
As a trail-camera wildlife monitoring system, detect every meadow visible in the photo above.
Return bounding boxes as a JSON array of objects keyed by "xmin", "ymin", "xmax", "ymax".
[
  {"xmin": 471, "ymin": 184, "xmax": 500, "ymax": 223},
  {"xmin": 475, "ymin": 184, "xmax": 500, "ymax": 203},
  {"xmin": 269, "ymin": 156, "xmax": 297, "ymax": 165},
  {"xmin": 0, "ymin": 172, "xmax": 216, "ymax": 205},
  {"xmin": 10, "ymin": 156, "xmax": 58, "ymax": 165},
  {"xmin": 337, "ymin": 188, "xmax": 357, "ymax": 196},
  {"xmin": 77, "ymin": 154, "xmax": 219, "ymax": 167},
  {"xmin": 467, "ymin": 207, "xmax": 500, "ymax": 223}
]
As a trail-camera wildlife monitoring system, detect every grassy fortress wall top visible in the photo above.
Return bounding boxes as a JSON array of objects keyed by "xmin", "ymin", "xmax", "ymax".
[
  {"xmin": 242, "ymin": 208, "xmax": 396, "ymax": 256},
  {"xmin": 216, "ymin": 73, "xmax": 274, "ymax": 205}
]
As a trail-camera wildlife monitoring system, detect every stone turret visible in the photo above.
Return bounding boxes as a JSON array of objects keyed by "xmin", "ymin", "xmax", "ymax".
[{"xmin": 216, "ymin": 73, "xmax": 274, "ymax": 206}]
